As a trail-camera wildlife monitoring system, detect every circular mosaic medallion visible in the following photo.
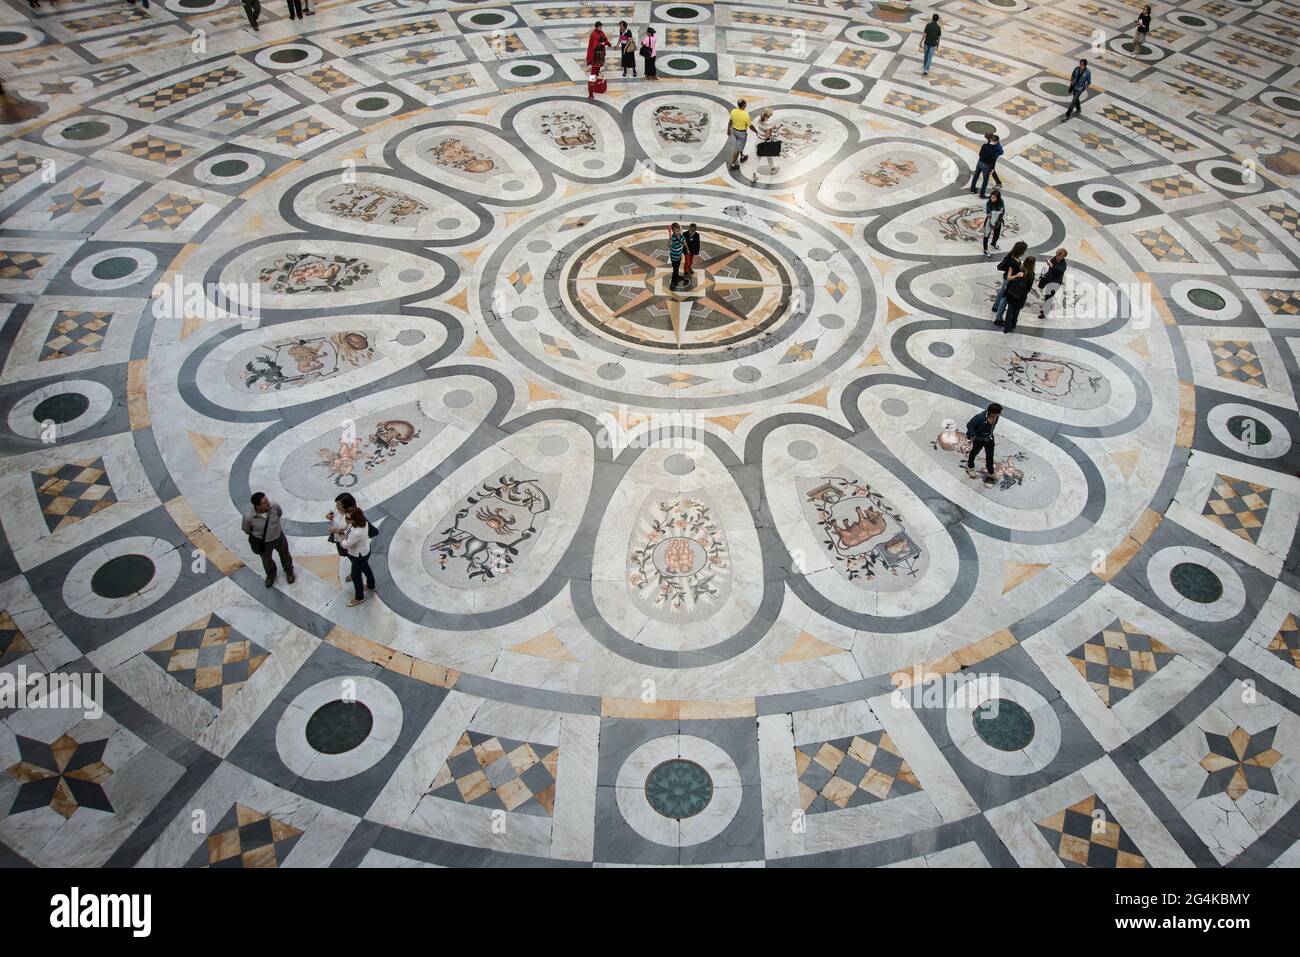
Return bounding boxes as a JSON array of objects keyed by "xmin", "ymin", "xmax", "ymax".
[
  {"xmin": 972, "ymin": 698, "xmax": 1035, "ymax": 751},
  {"xmin": 1170, "ymin": 563, "xmax": 1223, "ymax": 604},
  {"xmin": 1189, "ymin": 288, "xmax": 1226, "ymax": 311},
  {"xmin": 305, "ymin": 700, "xmax": 375, "ymax": 754},
  {"xmin": 645, "ymin": 759, "xmax": 713, "ymax": 819}
]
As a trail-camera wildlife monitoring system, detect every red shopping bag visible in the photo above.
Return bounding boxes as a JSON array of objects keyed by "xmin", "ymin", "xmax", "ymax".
[{"xmin": 588, "ymin": 74, "xmax": 607, "ymax": 95}]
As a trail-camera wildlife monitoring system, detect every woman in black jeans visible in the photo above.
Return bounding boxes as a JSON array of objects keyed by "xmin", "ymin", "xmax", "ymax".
[
  {"xmin": 1002, "ymin": 256, "xmax": 1035, "ymax": 334},
  {"xmin": 981, "ymin": 189, "xmax": 1005, "ymax": 256},
  {"xmin": 340, "ymin": 507, "xmax": 376, "ymax": 606}
]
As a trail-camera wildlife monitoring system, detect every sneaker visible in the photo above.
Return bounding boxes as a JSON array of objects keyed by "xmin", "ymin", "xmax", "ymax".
[
  {"xmin": 994, "ymin": 318, "xmax": 1004, "ymax": 325},
  {"xmin": 286, "ymin": 572, "xmax": 295, "ymax": 584},
  {"xmin": 264, "ymin": 574, "xmax": 275, "ymax": 587}
]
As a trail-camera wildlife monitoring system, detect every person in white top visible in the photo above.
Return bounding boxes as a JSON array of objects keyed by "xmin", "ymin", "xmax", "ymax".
[
  {"xmin": 339, "ymin": 506, "xmax": 376, "ymax": 606},
  {"xmin": 755, "ymin": 109, "xmax": 778, "ymax": 175}
]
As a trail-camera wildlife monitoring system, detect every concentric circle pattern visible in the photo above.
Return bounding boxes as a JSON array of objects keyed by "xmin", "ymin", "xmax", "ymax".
[{"xmin": 0, "ymin": 0, "xmax": 1298, "ymax": 870}]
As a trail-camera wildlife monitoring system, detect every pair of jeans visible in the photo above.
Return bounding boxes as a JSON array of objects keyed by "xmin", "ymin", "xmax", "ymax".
[
  {"xmin": 1065, "ymin": 88, "xmax": 1084, "ymax": 117},
  {"xmin": 348, "ymin": 553, "xmax": 376, "ymax": 600},
  {"xmin": 992, "ymin": 279, "xmax": 1010, "ymax": 322},
  {"xmin": 259, "ymin": 535, "xmax": 293, "ymax": 578},
  {"xmin": 670, "ymin": 257, "xmax": 682, "ymax": 285},
  {"xmin": 286, "ymin": 0, "xmax": 303, "ymax": 18},
  {"xmin": 243, "ymin": 0, "xmax": 260, "ymax": 27},
  {"xmin": 966, "ymin": 439, "xmax": 995, "ymax": 472},
  {"xmin": 923, "ymin": 44, "xmax": 936, "ymax": 72},
  {"xmin": 970, "ymin": 162, "xmax": 992, "ymax": 196}
]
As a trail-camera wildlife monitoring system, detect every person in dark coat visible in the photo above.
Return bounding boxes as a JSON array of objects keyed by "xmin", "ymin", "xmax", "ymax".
[
  {"xmin": 1038, "ymin": 249, "xmax": 1068, "ymax": 319},
  {"xmin": 964, "ymin": 403, "xmax": 1003, "ymax": 477},
  {"xmin": 1063, "ymin": 59, "xmax": 1092, "ymax": 119},
  {"xmin": 1003, "ymin": 255, "xmax": 1035, "ymax": 333},
  {"xmin": 684, "ymin": 224, "xmax": 701, "ymax": 280},
  {"xmin": 618, "ymin": 21, "xmax": 637, "ymax": 77},
  {"xmin": 970, "ymin": 135, "xmax": 1003, "ymax": 198},
  {"xmin": 992, "ymin": 240, "xmax": 1027, "ymax": 326},
  {"xmin": 981, "ymin": 189, "xmax": 1005, "ymax": 256}
]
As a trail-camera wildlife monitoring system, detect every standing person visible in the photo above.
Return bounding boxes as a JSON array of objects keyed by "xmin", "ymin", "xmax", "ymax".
[
  {"xmin": 964, "ymin": 403, "xmax": 1003, "ymax": 479},
  {"xmin": 1003, "ymin": 256, "xmax": 1036, "ymax": 333},
  {"xmin": 970, "ymin": 133, "xmax": 1002, "ymax": 198},
  {"xmin": 285, "ymin": 0, "xmax": 302, "ymax": 20},
  {"xmin": 755, "ymin": 108, "xmax": 780, "ymax": 175},
  {"xmin": 684, "ymin": 224, "xmax": 701, "ymax": 282},
  {"xmin": 328, "ymin": 493, "xmax": 357, "ymax": 580},
  {"xmin": 241, "ymin": 0, "xmax": 261, "ymax": 31},
  {"xmin": 1063, "ymin": 59, "xmax": 1092, "ymax": 120},
  {"xmin": 981, "ymin": 189, "xmax": 1005, "ymax": 256},
  {"xmin": 242, "ymin": 493, "xmax": 295, "ymax": 587},
  {"xmin": 585, "ymin": 21, "xmax": 611, "ymax": 74},
  {"xmin": 920, "ymin": 14, "xmax": 941, "ymax": 76},
  {"xmin": 667, "ymin": 222, "xmax": 686, "ymax": 289},
  {"xmin": 641, "ymin": 27, "xmax": 658, "ymax": 79},
  {"xmin": 618, "ymin": 21, "xmax": 637, "ymax": 77},
  {"xmin": 1038, "ymin": 248, "xmax": 1068, "ymax": 319},
  {"xmin": 340, "ymin": 507, "xmax": 376, "ymax": 607},
  {"xmin": 992, "ymin": 240, "xmax": 1027, "ymax": 326},
  {"xmin": 1132, "ymin": 5, "xmax": 1152, "ymax": 55},
  {"xmin": 727, "ymin": 98, "xmax": 751, "ymax": 171}
]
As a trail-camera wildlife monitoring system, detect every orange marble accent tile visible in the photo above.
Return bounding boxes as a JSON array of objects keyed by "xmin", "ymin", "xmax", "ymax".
[
  {"xmin": 1176, "ymin": 380, "xmax": 1196, "ymax": 448},
  {"xmin": 163, "ymin": 497, "xmax": 244, "ymax": 574},
  {"xmin": 678, "ymin": 697, "xmax": 757, "ymax": 719},
  {"xmin": 127, "ymin": 358, "xmax": 149, "ymax": 430}
]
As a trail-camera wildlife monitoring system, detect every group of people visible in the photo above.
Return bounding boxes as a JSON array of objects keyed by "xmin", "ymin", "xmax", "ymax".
[
  {"xmin": 242, "ymin": 491, "xmax": 377, "ymax": 607},
  {"xmin": 988, "ymin": 244, "xmax": 1070, "ymax": 333},
  {"xmin": 585, "ymin": 21, "xmax": 659, "ymax": 96}
]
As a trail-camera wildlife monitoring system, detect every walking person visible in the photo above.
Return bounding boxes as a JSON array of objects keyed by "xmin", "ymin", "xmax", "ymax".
[
  {"xmin": 241, "ymin": 0, "xmax": 261, "ymax": 31},
  {"xmin": 340, "ymin": 507, "xmax": 376, "ymax": 607},
  {"xmin": 667, "ymin": 222, "xmax": 686, "ymax": 289},
  {"xmin": 285, "ymin": 0, "xmax": 302, "ymax": 20},
  {"xmin": 1002, "ymin": 256, "xmax": 1036, "ymax": 333},
  {"xmin": 920, "ymin": 14, "xmax": 941, "ymax": 75},
  {"xmin": 328, "ymin": 493, "xmax": 357, "ymax": 580},
  {"xmin": 755, "ymin": 108, "xmax": 781, "ymax": 175},
  {"xmin": 618, "ymin": 21, "xmax": 637, "ymax": 77},
  {"xmin": 984, "ymin": 132, "xmax": 1004, "ymax": 190},
  {"xmin": 684, "ymin": 224, "xmax": 701, "ymax": 282},
  {"xmin": 1038, "ymin": 248, "xmax": 1068, "ymax": 319},
  {"xmin": 992, "ymin": 240, "xmax": 1027, "ymax": 326},
  {"xmin": 1062, "ymin": 59, "xmax": 1092, "ymax": 120},
  {"xmin": 964, "ymin": 403, "xmax": 1003, "ymax": 480},
  {"xmin": 981, "ymin": 189, "xmax": 1005, "ymax": 256},
  {"xmin": 641, "ymin": 26, "xmax": 658, "ymax": 79},
  {"xmin": 970, "ymin": 133, "xmax": 1002, "ymax": 198},
  {"xmin": 1132, "ymin": 5, "xmax": 1152, "ymax": 54},
  {"xmin": 242, "ymin": 492, "xmax": 295, "ymax": 587},
  {"xmin": 727, "ymin": 98, "xmax": 751, "ymax": 171}
]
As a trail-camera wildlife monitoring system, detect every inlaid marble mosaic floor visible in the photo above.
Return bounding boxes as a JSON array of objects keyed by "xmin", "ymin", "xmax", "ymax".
[{"xmin": 1, "ymin": 0, "xmax": 1299, "ymax": 868}]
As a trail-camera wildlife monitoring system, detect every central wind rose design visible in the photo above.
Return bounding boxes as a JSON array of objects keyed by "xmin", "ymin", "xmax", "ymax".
[{"xmin": 564, "ymin": 224, "xmax": 796, "ymax": 351}]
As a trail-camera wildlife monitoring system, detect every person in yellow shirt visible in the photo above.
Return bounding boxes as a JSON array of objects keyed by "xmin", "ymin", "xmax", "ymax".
[{"xmin": 727, "ymin": 99, "xmax": 751, "ymax": 170}]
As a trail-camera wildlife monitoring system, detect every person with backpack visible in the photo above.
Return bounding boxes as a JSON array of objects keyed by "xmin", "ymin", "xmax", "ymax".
[
  {"xmin": 970, "ymin": 134, "xmax": 1003, "ymax": 199},
  {"xmin": 242, "ymin": 492, "xmax": 294, "ymax": 587},
  {"xmin": 1038, "ymin": 249, "xmax": 1068, "ymax": 319},
  {"xmin": 340, "ymin": 506, "xmax": 377, "ymax": 606},
  {"xmin": 992, "ymin": 240, "xmax": 1027, "ymax": 326},
  {"xmin": 1063, "ymin": 59, "xmax": 1092, "ymax": 120},
  {"xmin": 964, "ymin": 403, "xmax": 1003, "ymax": 479}
]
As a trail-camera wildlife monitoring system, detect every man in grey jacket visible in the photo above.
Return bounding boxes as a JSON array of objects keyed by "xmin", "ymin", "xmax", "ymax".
[{"xmin": 242, "ymin": 492, "xmax": 295, "ymax": 587}]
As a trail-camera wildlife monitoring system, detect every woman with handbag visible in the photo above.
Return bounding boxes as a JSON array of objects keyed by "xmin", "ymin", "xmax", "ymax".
[
  {"xmin": 755, "ymin": 109, "xmax": 781, "ymax": 176},
  {"xmin": 618, "ymin": 21, "xmax": 637, "ymax": 77},
  {"xmin": 340, "ymin": 506, "xmax": 377, "ymax": 607},
  {"xmin": 641, "ymin": 27, "xmax": 657, "ymax": 79}
]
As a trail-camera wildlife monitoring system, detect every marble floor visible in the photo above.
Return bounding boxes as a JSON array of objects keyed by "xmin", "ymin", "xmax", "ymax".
[{"xmin": 0, "ymin": 0, "xmax": 1298, "ymax": 869}]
